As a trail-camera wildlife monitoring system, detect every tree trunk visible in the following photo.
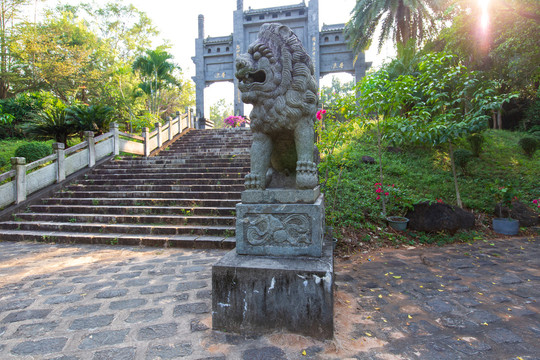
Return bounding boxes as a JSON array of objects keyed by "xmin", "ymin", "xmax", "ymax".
[
  {"xmin": 377, "ymin": 116, "xmax": 386, "ymax": 217},
  {"xmin": 449, "ymin": 142, "xmax": 463, "ymax": 208},
  {"xmin": 497, "ymin": 109, "xmax": 502, "ymax": 129}
]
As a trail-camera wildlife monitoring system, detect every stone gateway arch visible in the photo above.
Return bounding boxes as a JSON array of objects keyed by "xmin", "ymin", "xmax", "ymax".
[{"xmin": 192, "ymin": 0, "xmax": 370, "ymax": 121}]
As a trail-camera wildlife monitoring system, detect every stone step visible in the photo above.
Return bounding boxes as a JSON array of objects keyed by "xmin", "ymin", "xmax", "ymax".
[
  {"xmin": 54, "ymin": 190, "xmax": 241, "ymax": 200},
  {"xmin": 0, "ymin": 230, "xmax": 235, "ymax": 249},
  {"xmin": 76, "ymin": 178, "xmax": 243, "ymax": 186},
  {"xmin": 29, "ymin": 204, "xmax": 235, "ymax": 216},
  {"xmin": 65, "ymin": 184, "xmax": 245, "ymax": 193},
  {"xmin": 0, "ymin": 221, "xmax": 234, "ymax": 236},
  {"xmin": 85, "ymin": 172, "xmax": 245, "ymax": 180},
  {"xmin": 99, "ymin": 163, "xmax": 250, "ymax": 170},
  {"xmin": 89, "ymin": 167, "xmax": 249, "ymax": 174},
  {"xmin": 40, "ymin": 197, "xmax": 240, "ymax": 208},
  {"xmin": 15, "ymin": 213, "xmax": 235, "ymax": 226}
]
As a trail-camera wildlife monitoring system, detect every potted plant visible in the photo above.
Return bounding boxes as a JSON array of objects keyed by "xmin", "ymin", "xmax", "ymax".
[
  {"xmin": 491, "ymin": 184, "xmax": 520, "ymax": 235},
  {"xmin": 375, "ymin": 183, "xmax": 412, "ymax": 231}
]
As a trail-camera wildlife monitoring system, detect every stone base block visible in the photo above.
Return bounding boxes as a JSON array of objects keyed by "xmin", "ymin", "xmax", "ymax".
[
  {"xmin": 241, "ymin": 186, "xmax": 321, "ymax": 204},
  {"xmin": 212, "ymin": 241, "xmax": 334, "ymax": 340},
  {"xmin": 236, "ymin": 194, "xmax": 324, "ymax": 257}
]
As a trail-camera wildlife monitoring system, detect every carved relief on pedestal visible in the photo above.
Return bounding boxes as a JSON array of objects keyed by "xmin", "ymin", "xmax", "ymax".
[{"xmin": 244, "ymin": 213, "xmax": 311, "ymax": 247}]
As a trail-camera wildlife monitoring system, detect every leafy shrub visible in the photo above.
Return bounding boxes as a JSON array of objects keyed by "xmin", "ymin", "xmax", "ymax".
[
  {"xmin": 518, "ymin": 136, "xmax": 539, "ymax": 158},
  {"xmin": 467, "ymin": 133, "xmax": 484, "ymax": 157},
  {"xmin": 14, "ymin": 142, "xmax": 52, "ymax": 163},
  {"xmin": 528, "ymin": 125, "xmax": 540, "ymax": 139},
  {"xmin": 453, "ymin": 149, "xmax": 473, "ymax": 174}
]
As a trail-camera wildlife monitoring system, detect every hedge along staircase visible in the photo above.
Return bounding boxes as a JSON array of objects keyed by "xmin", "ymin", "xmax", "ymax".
[{"xmin": 0, "ymin": 128, "xmax": 252, "ymax": 248}]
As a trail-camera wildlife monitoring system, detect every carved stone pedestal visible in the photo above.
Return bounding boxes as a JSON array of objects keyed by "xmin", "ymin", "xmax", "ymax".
[
  {"xmin": 236, "ymin": 190, "xmax": 324, "ymax": 257},
  {"xmin": 212, "ymin": 240, "xmax": 334, "ymax": 339},
  {"xmin": 212, "ymin": 188, "xmax": 333, "ymax": 339}
]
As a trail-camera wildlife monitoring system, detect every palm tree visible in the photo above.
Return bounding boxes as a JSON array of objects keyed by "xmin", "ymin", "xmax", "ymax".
[
  {"xmin": 345, "ymin": 0, "xmax": 446, "ymax": 56},
  {"xmin": 24, "ymin": 108, "xmax": 74, "ymax": 144},
  {"xmin": 132, "ymin": 48, "xmax": 180, "ymax": 117},
  {"xmin": 66, "ymin": 104, "xmax": 114, "ymax": 136}
]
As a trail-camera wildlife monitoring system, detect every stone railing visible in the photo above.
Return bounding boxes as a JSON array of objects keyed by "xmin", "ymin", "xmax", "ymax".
[{"xmin": 0, "ymin": 111, "xmax": 194, "ymax": 209}]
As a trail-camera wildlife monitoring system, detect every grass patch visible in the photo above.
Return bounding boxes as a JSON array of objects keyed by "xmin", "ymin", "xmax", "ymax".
[{"xmin": 321, "ymin": 129, "xmax": 540, "ymax": 251}]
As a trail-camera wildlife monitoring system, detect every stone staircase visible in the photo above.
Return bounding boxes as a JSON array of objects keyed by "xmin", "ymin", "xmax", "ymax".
[{"xmin": 0, "ymin": 128, "xmax": 252, "ymax": 248}]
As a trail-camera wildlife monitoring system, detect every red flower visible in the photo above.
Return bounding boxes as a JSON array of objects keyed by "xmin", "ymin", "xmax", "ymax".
[{"xmin": 316, "ymin": 109, "xmax": 327, "ymax": 120}]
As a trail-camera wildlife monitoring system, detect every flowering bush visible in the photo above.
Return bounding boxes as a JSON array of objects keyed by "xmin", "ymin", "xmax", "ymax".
[
  {"xmin": 491, "ymin": 184, "xmax": 518, "ymax": 218},
  {"xmin": 316, "ymin": 109, "xmax": 326, "ymax": 120},
  {"xmin": 374, "ymin": 183, "xmax": 413, "ymax": 217},
  {"xmin": 533, "ymin": 198, "xmax": 540, "ymax": 211},
  {"xmin": 223, "ymin": 115, "xmax": 249, "ymax": 128}
]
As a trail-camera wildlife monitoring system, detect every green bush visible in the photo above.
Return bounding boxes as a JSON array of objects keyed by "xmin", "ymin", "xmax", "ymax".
[
  {"xmin": 14, "ymin": 142, "xmax": 52, "ymax": 163},
  {"xmin": 518, "ymin": 136, "xmax": 539, "ymax": 158},
  {"xmin": 453, "ymin": 149, "xmax": 473, "ymax": 174},
  {"xmin": 467, "ymin": 133, "xmax": 484, "ymax": 157}
]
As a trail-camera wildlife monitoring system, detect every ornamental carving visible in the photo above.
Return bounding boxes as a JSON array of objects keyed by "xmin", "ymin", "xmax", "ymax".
[{"xmin": 245, "ymin": 213, "xmax": 311, "ymax": 247}]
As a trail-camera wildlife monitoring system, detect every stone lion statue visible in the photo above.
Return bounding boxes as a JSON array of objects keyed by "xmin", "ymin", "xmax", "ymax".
[{"xmin": 235, "ymin": 23, "xmax": 319, "ymax": 190}]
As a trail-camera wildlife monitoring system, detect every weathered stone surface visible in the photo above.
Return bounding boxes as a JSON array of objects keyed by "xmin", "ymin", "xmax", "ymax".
[
  {"xmin": 95, "ymin": 289, "xmax": 127, "ymax": 299},
  {"xmin": 69, "ymin": 315, "xmax": 114, "ymax": 330},
  {"xmin": 241, "ymin": 187, "xmax": 320, "ymax": 204},
  {"xmin": 242, "ymin": 346, "xmax": 286, "ymax": 360},
  {"xmin": 62, "ymin": 304, "xmax": 101, "ymax": 317},
  {"xmin": 212, "ymin": 242, "xmax": 334, "ymax": 340},
  {"xmin": 405, "ymin": 202, "xmax": 475, "ymax": 233},
  {"xmin": 39, "ymin": 285, "xmax": 74, "ymax": 295},
  {"xmin": 137, "ymin": 323, "xmax": 177, "ymax": 340},
  {"xmin": 236, "ymin": 23, "xmax": 318, "ymax": 190},
  {"xmin": 145, "ymin": 343, "xmax": 193, "ymax": 359},
  {"xmin": 109, "ymin": 298, "xmax": 147, "ymax": 310},
  {"xmin": 125, "ymin": 308, "xmax": 162, "ymax": 323},
  {"xmin": 190, "ymin": 319, "xmax": 209, "ymax": 332},
  {"xmin": 486, "ymin": 328, "xmax": 523, "ymax": 343},
  {"xmin": 92, "ymin": 347, "xmax": 136, "ymax": 360},
  {"xmin": 11, "ymin": 337, "xmax": 67, "ymax": 355},
  {"xmin": 79, "ymin": 329, "xmax": 129, "ymax": 349},
  {"xmin": 139, "ymin": 284, "xmax": 168, "ymax": 294},
  {"xmin": 12, "ymin": 321, "xmax": 58, "ymax": 338},
  {"xmin": 176, "ymin": 280, "xmax": 207, "ymax": 291},
  {"xmin": 2, "ymin": 309, "xmax": 51, "ymax": 323},
  {"xmin": 173, "ymin": 302, "xmax": 209, "ymax": 316},
  {"xmin": 45, "ymin": 294, "xmax": 83, "ymax": 304},
  {"xmin": 236, "ymin": 195, "xmax": 325, "ymax": 257},
  {"xmin": 0, "ymin": 299, "xmax": 34, "ymax": 312}
]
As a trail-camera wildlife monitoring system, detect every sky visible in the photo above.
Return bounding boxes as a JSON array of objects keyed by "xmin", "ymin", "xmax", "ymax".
[{"xmin": 34, "ymin": 0, "xmax": 395, "ymax": 114}]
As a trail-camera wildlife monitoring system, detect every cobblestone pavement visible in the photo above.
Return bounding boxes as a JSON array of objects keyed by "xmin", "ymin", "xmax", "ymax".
[{"xmin": 0, "ymin": 237, "xmax": 538, "ymax": 359}]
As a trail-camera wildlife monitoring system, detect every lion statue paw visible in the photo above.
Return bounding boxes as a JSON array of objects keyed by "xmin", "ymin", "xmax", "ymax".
[
  {"xmin": 296, "ymin": 161, "xmax": 318, "ymax": 189},
  {"xmin": 245, "ymin": 173, "xmax": 265, "ymax": 190}
]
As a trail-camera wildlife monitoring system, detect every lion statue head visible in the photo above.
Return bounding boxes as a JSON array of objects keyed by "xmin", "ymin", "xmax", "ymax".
[{"xmin": 235, "ymin": 23, "xmax": 318, "ymax": 134}]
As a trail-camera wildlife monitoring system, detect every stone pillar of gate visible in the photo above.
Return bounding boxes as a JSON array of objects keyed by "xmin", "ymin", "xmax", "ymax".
[{"xmin": 193, "ymin": 14, "xmax": 205, "ymax": 120}]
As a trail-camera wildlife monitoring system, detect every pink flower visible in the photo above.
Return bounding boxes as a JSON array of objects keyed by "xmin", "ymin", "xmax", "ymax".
[
  {"xmin": 533, "ymin": 199, "xmax": 538, "ymax": 204},
  {"xmin": 375, "ymin": 187, "xmax": 382, "ymax": 194},
  {"xmin": 316, "ymin": 109, "xmax": 326, "ymax": 120},
  {"xmin": 384, "ymin": 192, "xmax": 389, "ymax": 196},
  {"xmin": 376, "ymin": 195, "xmax": 381, "ymax": 200}
]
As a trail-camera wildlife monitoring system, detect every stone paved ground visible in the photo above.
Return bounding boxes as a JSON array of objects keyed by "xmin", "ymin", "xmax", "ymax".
[{"xmin": 0, "ymin": 237, "xmax": 538, "ymax": 359}]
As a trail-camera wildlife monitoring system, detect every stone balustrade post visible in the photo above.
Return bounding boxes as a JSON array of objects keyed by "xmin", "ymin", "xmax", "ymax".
[
  {"xmin": 143, "ymin": 127, "xmax": 150, "ymax": 157},
  {"xmin": 110, "ymin": 122, "xmax": 119, "ymax": 156},
  {"xmin": 167, "ymin": 118, "xmax": 172, "ymax": 141},
  {"xmin": 155, "ymin": 122, "xmax": 162, "ymax": 149},
  {"xmin": 11, "ymin": 157, "xmax": 26, "ymax": 204},
  {"xmin": 53, "ymin": 143, "xmax": 65, "ymax": 183},
  {"xmin": 84, "ymin": 131, "xmax": 95, "ymax": 168},
  {"xmin": 176, "ymin": 111, "xmax": 181, "ymax": 134}
]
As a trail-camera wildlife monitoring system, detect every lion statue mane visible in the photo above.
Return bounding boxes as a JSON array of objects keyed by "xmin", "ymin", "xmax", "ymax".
[{"xmin": 235, "ymin": 23, "xmax": 319, "ymax": 190}]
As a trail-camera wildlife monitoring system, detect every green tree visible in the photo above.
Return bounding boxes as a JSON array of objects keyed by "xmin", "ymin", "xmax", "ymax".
[
  {"xmin": 345, "ymin": 0, "xmax": 446, "ymax": 56},
  {"xmin": 209, "ymin": 98, "xmax": 233, "ymax": 128},
  {"xmin": 132, "ymin": 47, "xmax": 180, "ymax": 117},
  {"xmin": 0, "ymin": 0, "xmax": 33, "ymax": 98}
]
